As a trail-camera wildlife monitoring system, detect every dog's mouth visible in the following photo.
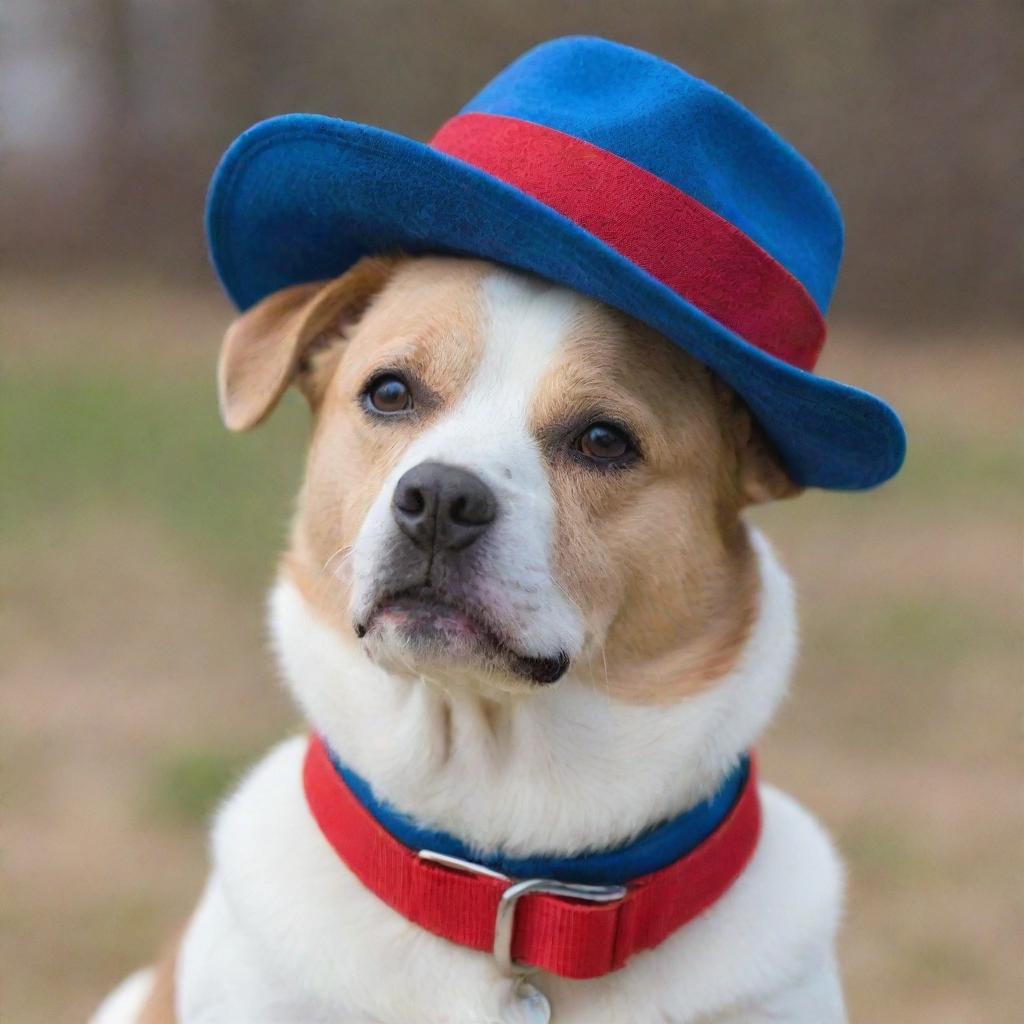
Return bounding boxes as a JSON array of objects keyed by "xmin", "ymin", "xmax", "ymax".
[{"xmin": 356, "ymin": 588, "xmax": 569, "ymax": 685}]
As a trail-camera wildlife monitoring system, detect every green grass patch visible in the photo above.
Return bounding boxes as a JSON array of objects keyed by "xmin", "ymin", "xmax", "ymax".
[
  {"xmin": 842, "ymin": 819, "xmax": 932, "ymax": 882},
  {"xmin": 895, "ymin": 427, "xmax": 1022, "ymax": 504},
  {"xmin": 808, "ymin": 594, "xmax": 1018, "ymax": 668},
  {"xmin": 145, "ymin": 745, "xmax": 258, "ymax": 826},
  {"xmin": 1, "ymin": 361, "xmax": 308, "ymax": 586},
  {"xmin": 907, "ymin": 937, "xmax": 990, "ymax": 987}
]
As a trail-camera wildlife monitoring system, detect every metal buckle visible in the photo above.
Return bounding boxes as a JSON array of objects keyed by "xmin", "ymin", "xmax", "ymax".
[{"xmin": 418, "ymin": 849, "xmax": 627, "ymax": 976}]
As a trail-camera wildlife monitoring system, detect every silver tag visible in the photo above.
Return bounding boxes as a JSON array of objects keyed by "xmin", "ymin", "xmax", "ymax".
[{"xmin": 510, "ymin": 977, "xmax": 552, "ymax": 1024}]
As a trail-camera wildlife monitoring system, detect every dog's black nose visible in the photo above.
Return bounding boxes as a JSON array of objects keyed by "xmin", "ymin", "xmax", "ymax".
[{"xmin": 392, "ymin": 462, "xmax": 497, "ymax": 552}]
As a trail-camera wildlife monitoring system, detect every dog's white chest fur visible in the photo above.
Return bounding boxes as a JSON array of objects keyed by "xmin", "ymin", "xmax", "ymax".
[{"xmin": 168, "ymin": 534, "xmax": 846, "ymax": 1024}]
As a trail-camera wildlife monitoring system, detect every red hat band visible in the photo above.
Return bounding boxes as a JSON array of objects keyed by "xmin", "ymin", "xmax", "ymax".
[{"xmin": 432, "ymin": 113, "xmax": 826, "ymax": 372}]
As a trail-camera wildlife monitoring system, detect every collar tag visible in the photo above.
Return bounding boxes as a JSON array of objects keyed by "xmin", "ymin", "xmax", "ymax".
[{"xmin": 507, "ymin": 977, "xmax": 552, "ymax": 1023}]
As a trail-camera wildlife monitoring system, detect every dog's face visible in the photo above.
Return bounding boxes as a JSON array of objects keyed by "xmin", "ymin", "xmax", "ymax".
[{"xmin": 219, "ymin": 255, "xmax": 798, "ymax": 701}]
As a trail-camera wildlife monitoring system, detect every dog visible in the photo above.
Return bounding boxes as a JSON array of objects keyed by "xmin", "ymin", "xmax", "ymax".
[
  {"xmin": 93, "ymin": 253, "xmax": 840, "ymax": 1023},
  {"xmin": 93, "ymin": 36, "xmax": 904, "ymax": 1024}
]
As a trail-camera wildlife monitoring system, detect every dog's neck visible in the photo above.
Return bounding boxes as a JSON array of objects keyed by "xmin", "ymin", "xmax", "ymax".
[{"xmin": 271, "ymin": 527, "xmax": 794, "ymax": 859}]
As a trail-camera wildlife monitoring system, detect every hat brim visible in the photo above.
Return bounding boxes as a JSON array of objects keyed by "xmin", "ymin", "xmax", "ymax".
[{"xmin": 207, "ymin": 113, "xmax": 905, "ymax": 490}]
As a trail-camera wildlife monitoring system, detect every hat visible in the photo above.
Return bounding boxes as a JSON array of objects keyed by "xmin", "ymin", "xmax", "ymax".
[{"xmin": 206, "ymin": 36, "xmax": 905, "ymax": 489}]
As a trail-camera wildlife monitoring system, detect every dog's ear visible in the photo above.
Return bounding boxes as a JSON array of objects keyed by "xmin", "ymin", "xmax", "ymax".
[
  {"xmin": 714, "ymin": 379, "xmax": 804, "ymax": 505},
  {"xmin": 217, "ymin": 256, "xmax": 396, "ymax": 431}
]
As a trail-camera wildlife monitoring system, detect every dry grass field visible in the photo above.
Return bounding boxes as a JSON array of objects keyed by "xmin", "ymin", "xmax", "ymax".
[{"xmin": 2, "ymin": 277, "xmax": 1020, "ymax": 1023}]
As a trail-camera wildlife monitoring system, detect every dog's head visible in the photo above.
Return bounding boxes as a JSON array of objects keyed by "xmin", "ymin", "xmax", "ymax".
[{"xmin": 219, "ymin": 255, "xmax": 799, "ymax": 700}]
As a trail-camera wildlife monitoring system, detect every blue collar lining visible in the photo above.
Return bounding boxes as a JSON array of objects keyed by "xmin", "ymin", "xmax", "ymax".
[{"xmin": 327, "ymin": 747, "xmax": 749, "ymax": 886}]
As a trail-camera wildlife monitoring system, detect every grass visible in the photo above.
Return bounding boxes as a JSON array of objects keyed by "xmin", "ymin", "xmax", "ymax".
[
  {"xmin": 2, "ymin": 276, "xmax": 1021, "ymax": 1023},
  {"xmin": 145, "ymin": 746, "xmax": 262, "ymax": 827},
  {"xmin": 902, "ymin": 429, "xmax": 1022, "ymax": 502},
  {"xmin": 0, "ymin": 362, "xmax": 307, "ymax": 585}
]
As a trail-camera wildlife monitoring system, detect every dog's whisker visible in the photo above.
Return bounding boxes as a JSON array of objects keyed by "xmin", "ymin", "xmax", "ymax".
[{"xmin": 321, "ymin": 546, "xmax": 354, "ymax": 578}]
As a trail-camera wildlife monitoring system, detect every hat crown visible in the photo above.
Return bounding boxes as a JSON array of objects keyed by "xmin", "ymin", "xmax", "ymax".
[{"xmin": 463, "ymin": 36, "xmax": 843, "ymax": 312}]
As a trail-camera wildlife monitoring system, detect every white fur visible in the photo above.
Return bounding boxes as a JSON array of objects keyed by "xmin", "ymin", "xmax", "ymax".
[
  {"xmin": 97, "ymin": 269, "xmax": 847, "ymax": 1022},
  {"xmin": 351, "ymin": 273, "xmax": 584, "ymax": 667},
  {"xmin": 170, "ymin": 535, "xmax": 844, "ymax": 1023},
  {"xmin": 279, "ymin": 530, "xmax": 796, "ymax": 859}
]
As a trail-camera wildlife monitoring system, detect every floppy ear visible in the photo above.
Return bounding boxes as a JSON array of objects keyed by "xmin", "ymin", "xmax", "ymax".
[
  {"xmin": 714, "ymin": 379, "xmax": 803, "ymax": 505},
  {"xmin": 217, "ymin": 256, "xmax": 396, "ymax": 431}
]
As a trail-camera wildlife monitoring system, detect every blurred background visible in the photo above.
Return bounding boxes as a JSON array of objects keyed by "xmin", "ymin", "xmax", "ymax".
[{"xmin": 2, "ymin": 2, "xmax": 1020, "ymax": 1021}]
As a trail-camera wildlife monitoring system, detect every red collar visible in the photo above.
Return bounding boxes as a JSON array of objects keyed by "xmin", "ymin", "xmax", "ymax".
[{"xmin": 303, "ymin": 735, "xmax": 761, "ymax": 980}]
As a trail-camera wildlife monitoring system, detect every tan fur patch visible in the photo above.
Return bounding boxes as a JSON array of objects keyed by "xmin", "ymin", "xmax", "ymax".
[
  {"xmin": 530, "ymin": 308, "xmax": 762, "ymax": 703},
  {"xmin": 288, "ymin": 257, "xmax": 493, "ymax": 631},
  {"xmin": 135, "ymin": 928, "xmax": 184, "ymax": 1024}
]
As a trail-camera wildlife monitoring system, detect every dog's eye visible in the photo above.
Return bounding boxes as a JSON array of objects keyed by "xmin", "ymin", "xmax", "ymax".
[
  {"xmin": 576, "ymin": 422, "xmax": 635, "ymax": 463},
  {"xmin": 365, "ymin": 374, "xmax": 412, "ymax": 414}
]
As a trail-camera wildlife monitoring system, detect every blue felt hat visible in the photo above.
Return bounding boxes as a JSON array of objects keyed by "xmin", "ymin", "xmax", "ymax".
[{"xmin": 206, "ymin": 36, "xmax": 905, "ymax": 490}]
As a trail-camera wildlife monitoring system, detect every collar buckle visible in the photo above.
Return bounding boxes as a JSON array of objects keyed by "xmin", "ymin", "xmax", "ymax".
[{"xmin": 418, "ymin": 850, "xmax": 626, "ymax": 976}]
